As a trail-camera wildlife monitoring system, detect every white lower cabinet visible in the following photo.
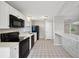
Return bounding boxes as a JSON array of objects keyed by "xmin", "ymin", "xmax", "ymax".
[
  {"xmin": 76, "ymin": 41, "xmax": 79, "ymax": 57},
  {"xmin": 62, "ymin": 37, "xmax": 79, "ymax": 58},
  {"xmin": 0, "ymin": 45, "xmax": 19, "ymax": 58},
  {"xmin": 0, "ymin": 47, "xmax": 10, "ymax": 58},
  {"xmin": 62, "ymin": 37, "xmax": 69, "ymax": 56},
  {"xmin": 10, "ymin": 45, "xmax": 19, "ymax": 58},
  {"xmin": 71, "ymin": 39, "xmax": 77, "ymax": 57},
  {"xmin": 55, "ymin": 34, "xmax": 62, "ymax": 45}
]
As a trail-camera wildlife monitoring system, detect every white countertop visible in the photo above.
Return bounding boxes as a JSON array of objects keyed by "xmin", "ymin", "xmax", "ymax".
[
  {"xmin": 19, "ymin": 32, "xmax": 34, "ymax": 40},
  {"xmin": 0, "ymin": 32, "xmax": 34, "ymax": 47},
  {"xmin": 0, "ymin": 42, "xmax": 19, "ymax": 47},
  {"xmin": 55, "ymin": 32, "xmax": 79, "ymax": 41},
  {"xmin": 19, "ymin": 32, "xmax": 34, "ymax": 37}
]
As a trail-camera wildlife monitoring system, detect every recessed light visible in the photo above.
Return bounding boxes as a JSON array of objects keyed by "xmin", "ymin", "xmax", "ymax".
[
  {"xmin": 42, "ymin": 16, "xmax": 48, "ymax": 20},
  {"xmin": 27, "ymin": 16, "xmax": 32, "ymax": 21}
]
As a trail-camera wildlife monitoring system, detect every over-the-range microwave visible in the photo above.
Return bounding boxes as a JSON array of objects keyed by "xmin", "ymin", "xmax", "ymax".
[{"xmin": 9, "ymin": 14, "xmax": 24, "ymax": 28}]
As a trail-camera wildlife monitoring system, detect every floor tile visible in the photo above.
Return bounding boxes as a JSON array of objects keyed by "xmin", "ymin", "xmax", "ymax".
[{"xmin": 28, "ymin": 39, "xmax": 72, "ymax": 58}]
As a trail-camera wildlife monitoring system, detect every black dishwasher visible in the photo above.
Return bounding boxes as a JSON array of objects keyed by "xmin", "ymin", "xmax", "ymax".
[
  {"xmin": 31, "ymin": 35, "xmax": 34, "ymax": 49},
  {"xmin": 19, "ymin": 37, "xmax": 29, "ymax": 58}
]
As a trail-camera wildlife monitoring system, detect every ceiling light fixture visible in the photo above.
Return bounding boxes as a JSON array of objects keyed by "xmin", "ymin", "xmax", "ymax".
[
  {"xmin": 42, "ymin": 16, "xmax": 48, "ymax": 20},
  {"xmin": 27, "ymin": 16, "xmax": 32, "ymax": 22}
]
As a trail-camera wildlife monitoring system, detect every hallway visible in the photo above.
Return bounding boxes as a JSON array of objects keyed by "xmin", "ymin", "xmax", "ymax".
[{"xmin": 28, "ymin": 39, "xmax": 72, "ymax": 58}]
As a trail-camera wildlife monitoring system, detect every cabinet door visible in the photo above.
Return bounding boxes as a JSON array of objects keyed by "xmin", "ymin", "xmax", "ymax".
[
  {"xmin": 0, "ymin": 2, "xmax": 9, "ymax": 29},
  {"xmin": 55, "ymin": 35, "xmax": 59, "ymax": 45},
  {"xmin": 71, "ymin": 39, "xmax": 77, "ymax": 57},
  {"xmin": 62, "ymin": 37, "xmax": 69, "ymax": 50},
  {"xmin": 9, "ymin": 5, "xmax": 25, "ymax": 20},
  {"xmin": 76, "ymin": 41, "xmax": 79, "ymax": 57},
  {"xmin": 55, "ymin": 34, "xmax": 62, "ymax": 45},
  {"xmin": 62, "ymin": 37, "xmax": 70, "ymax": 52},
  {"xmin": 9, "ymin": 5, "xmax": 18, "ymax": 17},
  {"xmin": 67, "ymin": 38, "xmax": 73, "ymax": 56},
  {"xmin": 10, "ymin": 45, "xmax": 19, "ymax": 58},
  {"xmin": 62, "ymin": 37, "xmax": 66, "ymax": 48},
  {"xmin": 0, "ymin": 47, "xmax": 10, "ymax": 58}
]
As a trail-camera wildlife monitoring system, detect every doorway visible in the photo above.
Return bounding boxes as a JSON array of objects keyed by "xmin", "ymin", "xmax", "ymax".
[
  {"xmin": 45, "ymin": 20, "xmax": 53, "ymax": 40},
  {"xmin": 32, "ymin": 20, "xmax": 45, "ymax": 39}
]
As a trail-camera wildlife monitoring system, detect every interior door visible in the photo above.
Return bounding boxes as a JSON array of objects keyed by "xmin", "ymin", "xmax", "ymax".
[{"xmin": 45, "ymin": 21, "xmax": 53, "ymax": 39}]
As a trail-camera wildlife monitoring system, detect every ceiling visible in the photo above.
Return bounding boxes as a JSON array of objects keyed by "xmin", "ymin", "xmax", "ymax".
[
  {"xmin": 60, "ymin": 1, "xmax": 79, "ymax": 23},
  {"xmin": 6, "ymin": 1, "xmax": 65, "ymax": 20}
]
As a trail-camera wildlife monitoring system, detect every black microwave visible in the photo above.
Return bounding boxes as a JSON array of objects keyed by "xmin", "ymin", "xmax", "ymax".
[{"xmin": 9, "ymin": 14, "xmax": 24, "ymax": 28}]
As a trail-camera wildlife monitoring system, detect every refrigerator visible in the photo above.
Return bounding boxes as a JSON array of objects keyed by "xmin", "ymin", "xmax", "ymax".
[{"xmin": 32, "ymin": 25, "xmax": 39, "ymax": 40}]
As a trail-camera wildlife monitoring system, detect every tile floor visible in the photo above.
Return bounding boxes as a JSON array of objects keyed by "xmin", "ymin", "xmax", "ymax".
[{"xmin": 28, "ymin": 39, "xmax": 72, "ymax": 58}]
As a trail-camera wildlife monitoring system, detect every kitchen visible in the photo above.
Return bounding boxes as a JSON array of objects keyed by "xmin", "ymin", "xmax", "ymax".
[
  {"xmin": 0, "ymin": 1, "xmax": 79, "ymax": 58},
  {"xmin": 0, "ymin": 1, "xmax": 38, "ymax": 58}
]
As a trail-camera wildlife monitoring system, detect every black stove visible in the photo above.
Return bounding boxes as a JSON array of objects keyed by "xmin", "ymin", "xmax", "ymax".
[
  {"xmin": 0, "ymin": 32, "xmax": 30, "ymax": 58},
  {"xmin": 0, "ymin": 32, "xmax": 19, "ymax": 42}
]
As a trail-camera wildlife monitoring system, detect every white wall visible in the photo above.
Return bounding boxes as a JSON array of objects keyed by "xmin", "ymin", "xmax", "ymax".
[
  {"xmin": 54, "ymin": 16, "xmax": 65, "ymax": 34},
  {"xmin": 54, "ymin": 16, "xmax": 65, "ymax": 45}
]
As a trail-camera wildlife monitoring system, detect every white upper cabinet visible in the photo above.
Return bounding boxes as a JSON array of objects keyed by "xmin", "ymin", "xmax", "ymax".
[
  {"xmin": 9, "ymin": 6, "xmax": 19, "ymax": 18},
  {"xmin": 9, "ymin": 4, "xmax": 25, "ymax": 20},
  {"xmin": 0, "ymin": 2, "xmax": 9, "ymax": 29},
  {"xmin": 0, "ymin": 2, "xmax": 26, "ymax": 29}
]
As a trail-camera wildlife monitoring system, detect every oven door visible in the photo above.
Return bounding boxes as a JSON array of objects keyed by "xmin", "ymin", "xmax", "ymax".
[
  {"xmin": 1, "ymin": 32, "xmax": 19, "ymax": 42},
  {"xmin": 12, "ymin": 20, "xmax": 22, "ymax": 27}
]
